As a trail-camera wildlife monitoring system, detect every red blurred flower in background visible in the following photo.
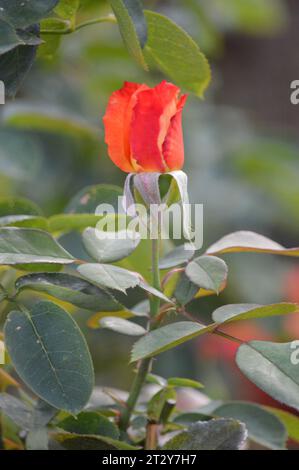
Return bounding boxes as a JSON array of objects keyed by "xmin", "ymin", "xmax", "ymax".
[
  {"xmin": 103, "ymin": 81, "xmax": 187, "ymax": 173},
  {"xmin": 199, "ymin": 321, "xmax": 278, "ymax": 405}
]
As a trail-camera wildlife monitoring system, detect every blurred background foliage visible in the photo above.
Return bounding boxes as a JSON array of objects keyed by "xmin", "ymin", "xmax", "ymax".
[{"xmin": 0, "ymin": 0, "xmax": 299, "ymax": 411}]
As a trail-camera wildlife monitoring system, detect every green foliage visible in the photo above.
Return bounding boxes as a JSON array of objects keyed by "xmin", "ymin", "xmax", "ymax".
[
  {"xmin": 212, "ymin": 303, "xmax": 299, "ymax": 324},
  {"xmin": 236, "ymin": 341, "xmax": 299, "ymax": 412},
  {"xmin": 147, "ymin": 388, "xmax": 176, "ymax": 423},
  {"xmin": 207, "ymin": 230, "xmax": 299, "ymax": 257},
  {"xmin": 3, "ymin": 103, "xmax": 100, "ymax": 141},
  {"xmin": 0, "ymin": 228, "xmax": 74, "ymax": 265},
  {"xmin": 4, "ymin": 301, "xmax": 94, "ymax": 413},
  {"xmin": 159, "ymin": 244, "xmax": 195, "ymax": 270},
  {"xmin": 167, "ymin": 377, "xmax": 204, "ymax": 390},
  {"xmin": 0, "ymin": 197, "xmax": 42, "ymax": 217},
  {"xmin": 185, "ymin": 255, "xmax": 228, "ymax": 293},
  {"xmin": 78, "ymin": 263, "xmax": 140, "ymax": 294},
  {"xmin": 0, "ymin": 0, "xmax": 59, "ymax": 96},
  {"xmin": 109, "ymin": 0, "xmax": 147, "ymax": 69},
  {"xmin": 15, "ymin": 273, "xmax": 123, "ymax": 311},
  {"xmin": 53, "ymin": 431, "xmax": 140, "ymax": 450},
  {"xmin": 0, "ymin": 0, "xmax": 299, "ymax": 450},
  {"xmin": 58, "ymin": 411, "xmax": 119, "ymax": 438},
  {"xmin": 163, "ymin": 418, "xmax": 247, "ymax": 450},
  {"xmin": 55, "ymin": 0, "xmax": 80, "ymax": 22},
  {"xmin": 99, "ymin": 316, "xmax": 146, "ymax": 336},
  {"xmin": 144, "ymin": 10, "xmax": 211, "ymax": 96},
  {"xmin": 66, "ymin": 184, "xmax": 123, "ymax": 214},
  {"xmin": 0, "ymin": 0, "xmax": 59, "ymax": 28},
  {"xmin": 0, "ymin": 34, "xmax": 38, "ymax": 97},
  {"xmin": 131, "ymin": 322, "xmax": 214, "ymax": 362},
  {"xmin": 0, "ymin": 19, "xmax": 41, "ymax": 55},
  {"xmin": 82, "ymin": 227, "xmax": 140, "ymax": 263},
  {"xmin": 264, "ymin": 407, "xmax": 299, "ymax": 444},
  {"xmin": 174, "ymin": 272, "xmax": 199, "ymax": 305},
  {"xmin": 212, "ymin": 402, "xmax": 287, "ymax": 450}
]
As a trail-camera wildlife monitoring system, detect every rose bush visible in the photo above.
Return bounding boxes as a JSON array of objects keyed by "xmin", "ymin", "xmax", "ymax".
[{"xmin": 0, "ymin": 0, "xmax": 299, "ymax": 454}]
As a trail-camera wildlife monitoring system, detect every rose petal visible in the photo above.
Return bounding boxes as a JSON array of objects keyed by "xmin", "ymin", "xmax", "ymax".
[
  {"xmin": 163, "ymin": 94, "xmax": 187, "ymax": 171},
  {"xmin": 103, "ymin": 82, "xmax": 147, "ymax": 172},
  {"xmin": 130, "ymin": 81, "xmax": 180, "ymax": 172}
]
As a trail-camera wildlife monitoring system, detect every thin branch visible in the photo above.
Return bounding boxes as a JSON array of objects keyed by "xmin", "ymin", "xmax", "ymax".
[
  {"xmin": 40, "ymin": 15, "xmax": 117, "ymax": 35},
  {"xmin": 181, "ymin": 308, "xmax": 243, "ymax": 345}
]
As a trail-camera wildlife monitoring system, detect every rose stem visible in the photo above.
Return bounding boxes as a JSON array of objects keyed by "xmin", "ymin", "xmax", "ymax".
[{"xmin": 119, "ymin": 234, "xmax": 161, "ymax": 437}]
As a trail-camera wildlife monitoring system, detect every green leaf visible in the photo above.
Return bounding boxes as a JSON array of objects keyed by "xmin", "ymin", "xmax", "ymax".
[
  {"xmin": 117, "ymin": 238, "xmax": 152, "ymax": 281},
  {"xmin": 0, "ymin": 0, "xmax": 59, "ymax": 28},
  {"xmin": 213, "ymin": 303, "xmax": 298, "ymax": 324},
  {"xmin": 15, "ymin": 273, "xmax": 123, "ymax": 311},
  {"xmin": 66, "ymin": 184, "xmax": 123, "ymax": 214},
  {"xmin": 0, "ymin": 197, "xmax": 42, "ymax": 217},
  {"xmin": 48, "ymin": 214, "xmax": 127, "ymax": 234},
  {"xmin": 82, "ymin": 227, "xmax": 140, "ymax": 263},
  {"xmin": 131, "ymin": 321, "xmax": 214, "ymax": 362},
  {"xmin": 3, "ymin": 103, "xmax": 100, "ymax": 140},
  {"xmin": 109, "ymin": 0, "xmax": 147, "ymax": 69},
  {"xmin": 87, "ymin": 310, "xmax": 136, "ymax": 329},
  {"xmin": 100, "ymin": 317, "xmax": 146, "ymax": 336},
  {"xmin": 0, "ymin": 19, "xmax": 39, "ymax": 54},
  {"xmin": 159, "ymin": 244, "xmax": 195, "ymax": 270},
  {"xmin": 236, "ymin": 341, "xmax": 299, "ymax": 412},
  {"xmin": 185, "ymin": 255, "xmax": 228, "ymax": 294},
  {"xmin": 0, "ymin": 215, "xmax": 48, "ymax": 230},
  {"xmin": 38, "ymin": 18, "xmax": 63, "ymax": 60},
  {"xmin": 58, "ymin": 411, "xmax": 119, "ymax": 439},
  {"xmin": 0, "ymin": 30, "xmax": 38, "ymax": 98},
  {"xmin": 144, "ymin": 10, "xmax": 211, "ymax": 96},
  {"xmin": 0, "ymin": 19, "xmax": 20, "ymax": 54},
  {"xmin": 0, "ymin": 228, "xmax": 74, "ymax": 265},
  {"xmin": 55, "ymin": 0, "xmax": 79, "ymax": 22},
  {"xmin": 207, "ymin": 230, "xmax": 299, "ymax": 257},
  {"xmin": 174, "ymin": 272, "xmax": 199, "ymax": 305},
  {"xmin": 0, "ymin": 197, "xmax": 46, "ymax": 230},
  {"xmin": 53, "ymin": 431, "xmax": 140, "ymax": 450},
  {"xmin": 4, "ymin": 301, "xmax": 94, "ymax": 413},
  {"xmin": 78, "ymin": 263, "xmax": 140, "ymax": 294},
  {"xmin": 138, "ymin": 280, "xmax": 173, "ymax": 303},
  {"xmin": 213, "ymin": 402, "xmax": 287, "ymax": 450},
  {"xmin": 173, "ymin": 412, "xmax": 212, "ymax": 425},
  {"xmin": 167, "ymin": 377, "xmax": 204, "ymax": 389},
  {"xmin": 163, "ymin": 418, "xmax": 247, "ymax": 450},
  {"xmin": 145, "ymin": 373, "xmax": 166, "ymax": 387},
  {"xmin": 264, "ymin": 406, "xmax": 299, "ymax": 444},
  {"xmin": 38, "ymin": 0, "xmax": 79, "ymax": 59}
]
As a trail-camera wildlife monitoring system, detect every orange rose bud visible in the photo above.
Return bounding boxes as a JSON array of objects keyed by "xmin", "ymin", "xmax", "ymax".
[{"xmin": 103, "ymin": 80, "xmax": 187, "ymax": 173}]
